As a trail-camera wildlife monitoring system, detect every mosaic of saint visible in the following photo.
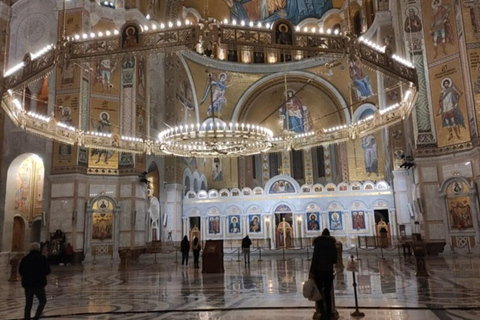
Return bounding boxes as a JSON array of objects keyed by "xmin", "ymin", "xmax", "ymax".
[
  {"xmin": 208, "ymin": 216, "xmax": 221, "ymax": 234},
  {"xmin": 279, "ymin": 89, "xmax": 312, "ymax": 133},
  {"xmin": 430, "ymin": 0, "xmax": 453, "ymax": 58},
  {"xmin": 269, "ymin": 180, "xmax": 295, "ymax": 193},
  {"xmin": 229, "ymin": 215, "xmax": 241, "ymax": 234},
  {"xmin": 249, "ymin": 215, "xmax": 261, "ymax": 232},
  {"xmin": 352, "ymin": 211, "xmax": 366, "ymax": 230},
  {"xmin": 15, "ymin": 158, "xmax": 33, "ymax": 213},
  {"xmin": 92, "ymin": 212, "xmax": 113, "ymax": 240},
  {"xmin": 201, "ymin": 73, "xmax": 229, "ymax": 116},
  {"xmin": 307, "ymin": 212, "xmax": 320, "ymax": 231},
  {"xmin": 329, "ymin": 211, "xmax": 343, "ymax": 230},
  {"xmin": 447, "ymin": 196, "xmax": 473, "ymax": 229},
  {"xmin": 362, "ymin": 134, "xmax": 378, "ymax": 176},
  {"xmin": 436, "ymin": 78, "xmax": 464, "ymax": 141},
  {"xmin": 220, "ymin": 0, "xmax": 332, "ymax": 25}
]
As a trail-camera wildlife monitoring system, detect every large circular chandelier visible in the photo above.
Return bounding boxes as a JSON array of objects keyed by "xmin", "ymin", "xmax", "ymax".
[
  {"xmin": 158, "ymin": 121, "xmax": 273, "ymax": 157},
  {"xmin": 158, "ymin": 72, "xmax": 273, "ymax": 158}
]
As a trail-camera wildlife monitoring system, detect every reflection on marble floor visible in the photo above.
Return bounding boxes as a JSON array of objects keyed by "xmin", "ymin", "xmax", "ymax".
[
  {"xmin": 59, "ymin": 309, "xmax": 443, "ymax": 320},
  {"xmin": 1, "ymin": 254, "xmax": 480, "ymax": 320}
]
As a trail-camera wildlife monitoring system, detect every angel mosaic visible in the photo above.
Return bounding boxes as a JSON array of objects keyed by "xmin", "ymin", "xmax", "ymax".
[{"xmin": 200, "ymin": 73, "xmax": 229, "ymax": 116}]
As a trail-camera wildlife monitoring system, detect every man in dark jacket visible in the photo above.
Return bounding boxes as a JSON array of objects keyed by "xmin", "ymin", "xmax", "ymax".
[
  {"xmin": 19, "ymin": 242, "xmax": 51, "ymax": 320},
  {"xmin": 309, "ymin": 228, "xmax": 338, "ymax": 320},
  {"xmin": 181, "ymin": 236, "xmax": 190, "ymax": 266},
  {"xmin": 242, "ymin": 235, "xmax": 252, "ymax": 266}
]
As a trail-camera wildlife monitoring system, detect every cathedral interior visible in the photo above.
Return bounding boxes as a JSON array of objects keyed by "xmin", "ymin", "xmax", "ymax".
[{"xmin": 1, "ymin": 0, "xmax": 480, "ymax": 319}]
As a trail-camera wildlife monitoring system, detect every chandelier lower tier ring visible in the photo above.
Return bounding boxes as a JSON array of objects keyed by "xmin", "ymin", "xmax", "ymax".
[{"xmin": 158, "ymin": 123, "xmax": 274, "ymax": 158}]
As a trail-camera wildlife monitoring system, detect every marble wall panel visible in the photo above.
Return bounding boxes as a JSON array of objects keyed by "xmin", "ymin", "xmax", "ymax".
[
  {"xmin": 76, "ymin": 201, "xmax": 85, "ymax": 232},
  {"xmin": 135, "ymin": 232, "xmax": 145, "ymax": 247},
  {"xmin": 136, "ymin": 185, "xmax": 147, "ymax": 198},
  {"xmin": 120, "ymin": 184, "xmax": 132, "ymax": 198},
  {"xmin": 50, "ymin": 199, "xmax": 74, "ymax": 232},
  {"xmin": 428, "ymin": 222, "xmax": 446, "ymax": 240},
  {"xmin": 423, "ymin": 184, "xmax": 445, "ymax": 220},
  {"xmin": 135, "ymin": 200, "xmax": 146, "ymax": 230},
  {"xmin": 421, "ymin": 167, "xmax": 438, "ymax": 182},
  {"xmin": 442, "ymin": 162, "xmax": 473, "ymax": 179},
  {"xmin": 89, "ymin": 184, "xmax": 117, "ymax": 197},
  {"xmin": 119, "ymin": 199, "xmax": 131, "ymax": 231},
  {"xmin": 119, "ymin": 232, "xmax": 130, "ymax": 248},
  {"xmin": 51, "ymin": 182, "xmax": 75, "ymax": 198},
  {"xmin": 78, "ymin": 182, "xmax": 86, "ymax": 197},
  {"xmin": 75, "ymin": 234, "xmax": 83, "ymax": 251}
]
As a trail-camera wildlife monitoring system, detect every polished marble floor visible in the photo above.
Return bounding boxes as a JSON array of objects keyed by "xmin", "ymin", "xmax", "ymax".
[{"xmin": 1, "ymin": 253, "xmax": 480, "ymax": 319}]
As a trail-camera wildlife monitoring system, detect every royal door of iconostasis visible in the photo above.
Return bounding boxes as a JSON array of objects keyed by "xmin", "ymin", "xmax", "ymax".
[
  {"xmin": 85, "ymin": 196, "xmax": 120, "ymax": 261},
  {"xmin": 275, "ymin": 205, "xmax": 294, "ymax": 248},
  {"xmin": 375, "ymin": 209, "xmax": 390, "ymax": 246}
]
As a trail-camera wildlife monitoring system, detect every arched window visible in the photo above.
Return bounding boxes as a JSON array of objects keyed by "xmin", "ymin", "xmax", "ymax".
[
  {"xmin": 353, "ymin": 12, "xmax": 362, "ymax": 36},
  {"xmin": 292, "ymin": 150, "xmax": 304, "ymax": 183},
  {"xmin": 184, "ymin": 176, "xmax": 191, "ymax": 195},
  {"xmin": 269, "ymin": 152, "xmax": 282, "ymax": 177},
  {"xmin": 313, "ymin": 146, "xmax": 325, "ymax": 182}
]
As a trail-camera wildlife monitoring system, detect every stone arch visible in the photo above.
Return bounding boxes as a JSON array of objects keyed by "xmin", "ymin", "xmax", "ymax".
[
  {"xmin": 264, "ymin": 175, "xmax": 300, "ymax": 195},
  {"xmin": 232, "ymin": 70, "xmax": 351, "ymax": 126},
  {"xmin": 2, "ymin": 153, "xmax": 45, "ymax": 252},
  {"xmin": 353, "ymin": 103, "xmax": 377, "ymax": 122}
]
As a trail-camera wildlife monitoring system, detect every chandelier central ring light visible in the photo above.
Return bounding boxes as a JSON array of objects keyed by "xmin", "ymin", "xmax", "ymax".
[{"xmin": 158, "ymin": 122, "xmax": 273, "ymax": 157}]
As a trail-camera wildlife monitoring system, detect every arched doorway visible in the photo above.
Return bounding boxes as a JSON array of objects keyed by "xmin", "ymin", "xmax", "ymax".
[
  {"xmin": 2, "ymin": 153, "xmax": 45, "ymax": 252},
  {"xmin": 11, "ymin": 217, "xmax": 25, "ymax": 252}
]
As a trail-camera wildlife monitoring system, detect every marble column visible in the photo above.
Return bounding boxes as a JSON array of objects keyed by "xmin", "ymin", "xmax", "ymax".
[
  {"xmin": 281, "ymin": 150, "xmax": 291, "ymax": 176},
  {"xmin": 392, "ymin": 169, "xmax": 414, "ymax": 235},
  {"xmin": 164, "ymin": 183, "xmax": 183, "ymax": 241}
]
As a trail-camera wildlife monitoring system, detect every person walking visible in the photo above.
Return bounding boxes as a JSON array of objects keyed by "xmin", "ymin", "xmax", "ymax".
[
  {"xmin": 19, "ymin": 242, "xmax": 51, "ymax": 320},
  {"xmin": 192, "ymin": 237, "xmax": 201, "ymax": 269},
  {"xmin": 181, "ymin": 235, "xmax": 190, "ymax": 266},
  {"xmin": 309, "ymin": 228, "xmax": 338, "ymax": 320},
  {"xmin": 242, "ymin": 235, "xmax": 252, "ymax": 266}
]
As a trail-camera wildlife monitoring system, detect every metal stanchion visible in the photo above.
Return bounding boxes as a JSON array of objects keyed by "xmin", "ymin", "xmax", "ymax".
[
  {"xmin": 355, "ymin": 245, "xmax": 360, "ymax": 261},
  {"xmin": 467, "ymin": 240, "xmax": 472, "ymax": 254},
  {"xmin": 258, "ymin": 247, "xmax": 263, "ymax": 262},
  {"xmin": 282, "ymin": 245, "xmax": 286, "ymax": 261},
  {"xmin": 306, "ymin": 245, "xmax": 311, "ymax": 261},
  {"xmin": 237, "ymin": 247, "xmax": 241, "ymax": 262},
  {"xmin": 380, "ymin": 245, "xmax": 385, "ymax": 260},
  {"xmin": 348, "ymin": 255, "xmax": 365, "ymax": 319}
]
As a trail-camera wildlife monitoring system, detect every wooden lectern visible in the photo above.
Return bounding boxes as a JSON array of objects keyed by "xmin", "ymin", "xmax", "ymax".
[{"xmin": 202, "ymin": 240, "xmax": 224, "ymax": 273}]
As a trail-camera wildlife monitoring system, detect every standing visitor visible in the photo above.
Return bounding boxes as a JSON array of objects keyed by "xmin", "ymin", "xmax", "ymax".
[
  {"xmin": 242, "ymin": 235, "xmax": 252, "ymax": 266},
  {"xmin": 181, "ymin": 235, "xmax": 190, "ymax": 266},
  {"xmin": 309, "ymin": 229, "xmax": 337, "ymax": 320},
  {"xmin": 192, "ymin": 237, "xmax": 201, "ymax": 269},
  {"xmin": 19, "ymin": 242, "xmax": 51, "ymax": 320}
]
